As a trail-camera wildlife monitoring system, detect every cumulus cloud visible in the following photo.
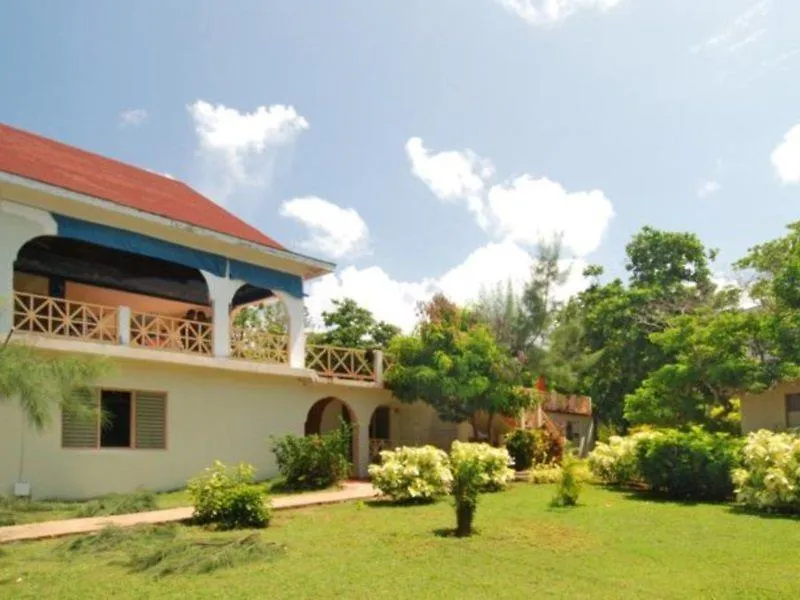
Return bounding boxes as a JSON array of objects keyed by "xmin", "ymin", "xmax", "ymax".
[
  {"xmin": 406, "ymin": 138, "xmax": 614, "ymax": 257},
  {"xmin": 280, "ymin": 196, "xmax": 369, "ymax": 260},
  {"xmin": 495, "ymin": 0, "xmax": 624, "ymax": 26},
  {"xmin": 188, "ymin": 100, "xmax": 309, "ymax": 206},
  {"xmin": 119, "ymin": 108, "xmax": 147, "ymax": 127},
  {"xmin": 405, "ymin": 137, "xmax": 494, "ymax": 226},
  {"xmin": 485, "ymin": 176, "xmax": 614, "ymax": 257},
  {"xmin": 305, "ymin": 240, "xmax": 589, "ymax": 332},
  {"xmin": 772, "ymin": 124, "xmax": 800, "ymax": 184}
]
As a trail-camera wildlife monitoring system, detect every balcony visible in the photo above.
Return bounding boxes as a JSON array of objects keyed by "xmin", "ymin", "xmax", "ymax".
[
  {"xmin": 12, "ymin": 291, "xmax": 385, "ymax": 384},
  {"xmin": 539, "ymin": 391, "xmax": 592, "ymax": 416}
]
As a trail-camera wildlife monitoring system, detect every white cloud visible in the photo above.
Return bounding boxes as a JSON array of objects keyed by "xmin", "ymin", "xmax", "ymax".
[
  {"xmin": 406, "ymin": 138, "xmax": 614, "ymax": 257},
  {"xmin": 119, "ymin": 108, "xmax": 147, "ymax": 127},
  {"xmin": 188, "ymin": 100, "xmax": 309, "ymax": 205},
  {"xmin": 305, "ymin": 240, "xmax": 589, "ymax": 332},
  {"xmin": 280, "ymin": 196, "xmax": 369, "ymax": 260},
  {"xmin": 697, "ymin": 180, "xmax": 721, "ymax": 198},
  {"xmin": 772, "ymin": 124, "xmax": 800, "ymax": 184},
  {"xmin": 713, "ymin": 273, "xmax": 756, "ymax": 310},
  {"xmin": 496, "ymin": 0, "xmax": 624, "ymax": 26},
  {"xmin": 485, "ymin": 176, "xmax": 614, "ymax": 257},
  {"xmin": 405, "ymin": 137, "xmax": 494, "ymax": 226},
  {"xmin": 692, "ymin": 1, "xmax": 771, "ymax": 54}
]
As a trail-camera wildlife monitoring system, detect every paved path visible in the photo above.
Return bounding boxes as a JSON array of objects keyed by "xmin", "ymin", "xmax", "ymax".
[{"xmin": 0, "ymin": 481, "xmax": 377, "ymax": 545}]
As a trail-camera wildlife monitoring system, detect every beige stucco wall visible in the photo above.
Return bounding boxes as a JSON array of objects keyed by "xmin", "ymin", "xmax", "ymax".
[
  {"xmin": 741, "ymin": 381, "xmax": 796, "ymax": 433},
  {"xmin": 0, "ymin": 356, "xmax": 397, "ymax": 499}
]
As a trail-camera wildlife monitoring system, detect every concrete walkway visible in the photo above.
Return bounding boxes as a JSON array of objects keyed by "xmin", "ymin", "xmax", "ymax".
[{"xmin": 0, "ymin": 481, "xmax": 377, "ymax": 545}]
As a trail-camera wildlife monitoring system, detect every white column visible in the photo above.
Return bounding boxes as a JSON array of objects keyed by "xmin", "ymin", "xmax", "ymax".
[
  {"xmin": 373, "ymin": 349, "xmax": 384, "ymax": 384},
  {"xmin": 273, "ymin": 290, "xmax": 306, "ymax": 369},
  {"xmin": 117, "ymin": 306, "xmax": 131, "ymax": 345},
  {"xmin": 200, "ymin": 271, "xmax": 244, "ymax": 358},
  {"xmin": 356, "ymin": 421, "xmax": 370, "ymax": 478},
  {"xmin": 0, "ymin": 202, "xmax": 57, "ymax": 336}
]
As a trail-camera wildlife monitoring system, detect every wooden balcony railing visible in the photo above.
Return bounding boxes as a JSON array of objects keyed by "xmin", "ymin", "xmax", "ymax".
[
  {"xmin": 130, "ymin": 310, "xmax": 212, "ymax": 356},
  {"xmin": 13, "ymin": 291, "xmax": 118, "ymax": 344},
  {"xmin": 306, "ymin": 345, "xmax": 375, "ymax": 381},
  {"xmin": 230, "ymin": 327, "xmax": 288, "ymax": 364}
]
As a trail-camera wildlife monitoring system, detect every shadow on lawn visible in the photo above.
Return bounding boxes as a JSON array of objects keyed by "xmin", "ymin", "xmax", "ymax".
[
  {"xmin": 364, "ymin": 498, "xmax": 437, "ymax": 509},
  {"xmin": 726, "ymin": 505, "xmax": 800, "ymax": 521}
]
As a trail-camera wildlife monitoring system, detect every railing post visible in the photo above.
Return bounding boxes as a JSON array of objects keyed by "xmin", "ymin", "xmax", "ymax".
[
  {"xmin": 118, "ymin": 306, "xmax": 131, "ymax": 346},
  {"xmin": 373, "ymin": 349, "xmax": 384, "ymax": 384}
]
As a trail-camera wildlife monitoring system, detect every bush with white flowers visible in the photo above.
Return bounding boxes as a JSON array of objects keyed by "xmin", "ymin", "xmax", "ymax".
[
  {"xmin": 733, "ymin": 429, "xmax": 800, "ymax": 513},
  {"xmin": 588, "ymin": 430, "xmax": 663, "ymax": 485},
  {"xmin": 368, "ymin": 445, "xmax": 452, "ymax": 502},
  {"xmin": 450, "ymin": 441, "xmax": 515, "ymax": 492}
]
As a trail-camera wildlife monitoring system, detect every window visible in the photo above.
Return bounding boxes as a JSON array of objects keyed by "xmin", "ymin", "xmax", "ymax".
[
  {"xmin": 787, "ymin": 394, "xmax": 800, "ymax": 429},
  {"xmin": 62, "ymin": 389, "xmax": 167, "ymax": 450}
]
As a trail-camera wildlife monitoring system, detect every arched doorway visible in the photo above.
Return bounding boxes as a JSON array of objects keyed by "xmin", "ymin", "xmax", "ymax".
[
  {"xmin": 305, "ymin": 397, "xmax": 358, "ymax": 472},
  {"xmin": 368, "ymin": 406, "xmax": 392, "ymax": 463}
]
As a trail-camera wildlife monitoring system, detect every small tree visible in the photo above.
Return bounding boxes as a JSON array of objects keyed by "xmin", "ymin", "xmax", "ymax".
[
  {"xmin": 310, "ymin": 298, "xmax": 400, "ymax": 349},
  {"xmin": 386, "ymin": 295, "xmax": 532, "ymax": 440}
]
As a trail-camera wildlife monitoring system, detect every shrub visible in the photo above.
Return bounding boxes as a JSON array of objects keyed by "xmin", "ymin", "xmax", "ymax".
[
  {"xmin": 530, "ymin": 460, "xmax": 593, "ymax": 485},
  {"xmin": 450, "ymin": 441, "xmax": 515, "ymax": 492},
  {"xmin": 368, "ymin": 445, "xmax": 452, "ymax": 503},
  {"xmin": 733, "ymin": 429, "xmax": 800, "ymax": 513},
  {"xmin": 588, "ymin": 430, "xmax": 663, "ymax": 485},
  {"xmin": 636, "ymin": 428, "xmax": 742, "ymax": 501},
  {"xmin": 187, "ymin": 461, "xmax": 271, "ymax": 530},
  {"xmin": 506, "ymin": 427, "xmax": 563, "ymax": 471},
  {"xmin": 448, "ymin": 442, "xmax": 484, "ymax": 537},
  {"xmin": 271, "ymin": 421, "xmax": 352, "ymax": 490},
  {"xmin": 551, "ymin": 454, "xmax": 582, "ymax": 507}
]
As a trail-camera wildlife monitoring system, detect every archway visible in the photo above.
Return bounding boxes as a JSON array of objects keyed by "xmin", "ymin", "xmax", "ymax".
[
  {"xmin": 368, "ymin": 406, "xmax": 392, "ymax": 463},
  {"xmin": 305, "ymin": 397, "xmax": 359, "ymax": 473}
]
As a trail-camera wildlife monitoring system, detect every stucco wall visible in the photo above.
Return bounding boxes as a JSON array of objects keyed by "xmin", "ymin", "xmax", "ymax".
[
  {"xmin": 741, "ymin": 382, "xmax": 795, "ymax": 433},
  {"xmin": 0, "ymin": 357, "xmax": 395, "ymax": 499}
]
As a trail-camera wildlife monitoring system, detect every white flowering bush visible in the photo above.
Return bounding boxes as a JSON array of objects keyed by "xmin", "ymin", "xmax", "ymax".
[
  {"xmin": 733, "ymin": 429, "xmax": 800, "ymax": 512},
  {"xmin": 368, "ymin": 445, "xmax": 452, "ymax": 502},
  {"xmin": 450, "ymin": 441, "xmax": 515, "ymax": 492},
  {"xmin": 588, "ymin": 430, "xmax": 663, "ymax": 485}
]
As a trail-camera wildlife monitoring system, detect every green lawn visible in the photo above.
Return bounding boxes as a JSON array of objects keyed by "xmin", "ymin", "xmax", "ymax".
[{"xmin": 2, "ymin": 484, "xmax": 799, "ymax": 599}]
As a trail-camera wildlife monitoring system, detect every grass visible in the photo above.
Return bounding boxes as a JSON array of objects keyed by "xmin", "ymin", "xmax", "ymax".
[
  {"xmin": 0, "ymin": 476, "xmax": 316, "ymax": 526},
  {"xmin": 2, "ymin": 484, "xmax": 800, "ymax": 598}
]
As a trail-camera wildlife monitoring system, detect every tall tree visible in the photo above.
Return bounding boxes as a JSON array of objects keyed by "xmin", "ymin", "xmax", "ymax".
[
  {"xmin": 555, "ymin": 226, "xmax": 719, "ymax": 427},
  {"xmin": 386, "ymin": 294, "xmax": 532, "ymax": 439}
]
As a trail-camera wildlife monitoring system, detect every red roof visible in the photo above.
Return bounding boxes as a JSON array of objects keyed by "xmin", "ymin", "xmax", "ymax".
[{"xmin": 0, "ymin": 122, "xmax": 286, "ymax": 251}]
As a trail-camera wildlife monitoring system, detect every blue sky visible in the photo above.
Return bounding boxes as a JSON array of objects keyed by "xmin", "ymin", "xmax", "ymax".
[{"xmin": 2, "ymin": 0, "xmax": 799, "ymax": 329}]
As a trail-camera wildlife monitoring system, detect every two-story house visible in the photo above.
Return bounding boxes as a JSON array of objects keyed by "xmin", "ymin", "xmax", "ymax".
[{"xmin": 0, "ymin": 123, "xmax": 593, "ymax": 499}]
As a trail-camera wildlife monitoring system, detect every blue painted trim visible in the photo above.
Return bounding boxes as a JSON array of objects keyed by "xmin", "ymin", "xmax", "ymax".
[{"xmin": 53, "ymin": 214, "xmax": 304, "ymax": 298}]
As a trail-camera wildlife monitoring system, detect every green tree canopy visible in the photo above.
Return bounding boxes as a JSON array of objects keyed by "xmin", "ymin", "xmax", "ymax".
[
  {"xmin": 386, "ymin": 294, "xmax": 533, "ymax": 439},
  {"xmin": 311, "ymin": 298, "xmax": 400, "ymax": 349}
]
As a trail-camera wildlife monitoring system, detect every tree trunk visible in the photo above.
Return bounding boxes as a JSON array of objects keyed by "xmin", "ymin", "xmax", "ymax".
[
  {"xmin": 470, "ymin": 414, "xmax": 479, "ymax": 441},
  {"xmin": 486, "ymin": 412, "xmax": 496, "ymax": 446},
  {"xmin": 455, "ymin": 502, "xmax": 474, "ymax": 537}
]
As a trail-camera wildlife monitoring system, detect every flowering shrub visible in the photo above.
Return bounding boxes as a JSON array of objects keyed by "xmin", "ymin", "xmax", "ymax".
[
  {"xmin": 733, "ymin": 429, "xmax": 800, "ymax": 512},
  {"xmin": 588, "ymin": 430, "xmax": 663, "ymax": 485},
  {"xmin": 636, "ymin": 428, "xmax": 741, "ymax": 501},
  {"xmin": 271, "ymin": 421, "xmax": 352, "ymax": 490},
  {"xmin": 368, "ymin": 446, "xmax": 452, "ymax": 502},
  {"xmin": 506, "ymin": 428, "xmax": 560, "ymax": 470},
  {"xmin": 187, "ymin": 461, "xmax": 271, "ymax": 530},
  {"xmin": 551, "ymin": 454, "xmax": 582, "ymax": 507},
  {"xmin": 529, "ymin": 461, "xmax": 593, "ymax": 485},
  {"xmin": 450, "ymin": 441, "xmax": 515, "ymax": 492}
]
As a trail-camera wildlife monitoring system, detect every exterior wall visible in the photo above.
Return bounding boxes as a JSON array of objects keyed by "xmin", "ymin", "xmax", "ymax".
[
  {"xmin": 13, "ymin": 272, "xmax": 49, "ymax": 295},
  {"xmin": 390, "ymin": 402, "xmax": 465, "ymax": 449},
  {"xmin": 65, "ymin": 281, "xmax": 206, "ymax": 319},
  {"xmin": 741, "ymin": 382, "xmax": 794, "ymax": 433},
  {"xmin": 0, "ymin": 356, "xmax": 394, "ymax": 499},
  {"xmin": 547, "ymin": 412, "xmax": 594, "ymax": 456}
]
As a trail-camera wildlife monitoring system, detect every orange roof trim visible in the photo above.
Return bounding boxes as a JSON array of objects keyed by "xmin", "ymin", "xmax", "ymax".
[{"xmin": 0, "ymin": 122, "xmax": 286, "ymax": 251}]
